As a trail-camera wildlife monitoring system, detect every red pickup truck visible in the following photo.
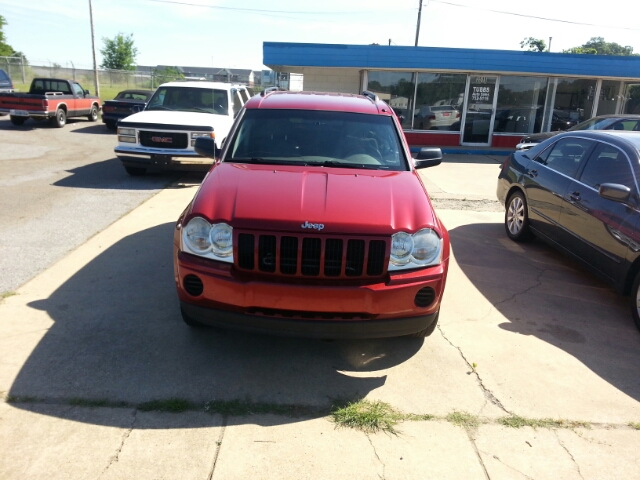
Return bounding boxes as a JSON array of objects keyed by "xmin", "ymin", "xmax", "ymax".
[{"xmin": 0, "ymin": 78, "xmax": 101, "ymax": 127}]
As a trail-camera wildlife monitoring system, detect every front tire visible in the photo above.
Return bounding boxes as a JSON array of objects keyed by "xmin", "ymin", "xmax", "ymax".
[
  {"xmin": 10, "ymin": 115, "xmax": 26, "ymax": 126},
  {"xmin": 87, "ymin": 105, "xmax": 99, "ymax": 122},
  {"xmin": 124, "ymin": 165, "xmax": 147, "ymax": 176},
  {"xmin": 629, "ymin": 272, "xmax": 640, "ymax": 332},
  {"xmin": 505, "ymin": 191, "xmax": 533, "ymax": 242},
  {"xmin": 409, "ymin": 310, "xmax": 439, "ymax": 338},
  {"xmin": 51, "ymin": 108, "xmax": 66, "ymax": 128}
]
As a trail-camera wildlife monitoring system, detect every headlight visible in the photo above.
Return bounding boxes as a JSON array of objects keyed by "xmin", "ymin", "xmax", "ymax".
[
  {"xmin": 118, "ymin": 136, "xmax": 137, "ymax": 143},
  {"xmin": 210, "ymin": 223, "xmax": 233, "ymax": 257},
  {"xmin": 181, "ymin": 218, "xmax": 233, "ymax": 263},
  {"xmin": 389, "ymin": 229, "xmax": 442, "ymax": 270},
  {"xmin": 118, "ymin": 127, "xmax": 135, "ymax": 136},
  {"xmin": 191, "ymin": 132, "xmax": 215, "ymax": 146}
]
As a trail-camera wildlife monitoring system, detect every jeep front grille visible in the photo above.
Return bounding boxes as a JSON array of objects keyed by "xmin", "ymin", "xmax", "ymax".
[
  {"xmin": 236, "ymin": 231, "xmax": 388, "ymax": 278},
  {"xmin": 139, "ymin": 130, "xmax": 188, "ymax": 149}
]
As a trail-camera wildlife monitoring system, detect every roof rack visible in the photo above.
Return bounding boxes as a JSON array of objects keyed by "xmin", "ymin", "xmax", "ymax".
[
  {"xmin": 361, "ymin": 90, "xmax": 379, "ymax": 103},
  {"xmin": 260, "ymin": 86, "xmax": 287, "ymax": 97}
]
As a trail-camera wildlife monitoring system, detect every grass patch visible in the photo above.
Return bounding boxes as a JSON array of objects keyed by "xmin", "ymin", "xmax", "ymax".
[
  {"xmin": 446, "ymin": 411, "xmax": 481, "ymax": 428},
  {"xmin": 498, "ymin": 415, "xmax": 590, "ymax": 429},
  {"xmin": 1, "ymin": 291, "xmax": 16, "ymax": 301},
  {"xmin": 138, "ymin": 398, "xmax": 195, "ymax": 413},
  {"xmin": 68, "ymin": 398, "xmax": 129, "ymax": 409},
  {"xmin": 628, "ymin": 422, "xmax": 640, "ymax": 430},
  {"xmin": 331, "ymin": 399, "xmax": 403, "ymax": 434},
  {"xmin": 204, "ymin": 399, "xmax": 311, "ymax": 417}
]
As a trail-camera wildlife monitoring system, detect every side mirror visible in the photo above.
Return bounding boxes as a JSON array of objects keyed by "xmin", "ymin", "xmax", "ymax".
[
  {"xmin": 194, "ymin": 137, "xmax": 217, "ymax": 159},
  {"xmin": 413, "ymin": 147, "xmax": 443, "ymax": 169},
  {"xmin": 84, "ymin": 89, "xmax": 90, "ymax": 96},
  {"xmin": 599, "ymin": 183, "xmax": 631, "ymax": 203}
]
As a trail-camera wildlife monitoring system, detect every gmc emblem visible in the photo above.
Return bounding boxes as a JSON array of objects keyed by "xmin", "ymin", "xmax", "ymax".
[{"xmin": 151, "ymin": 136, "xmax": 173, "ymax": 143}]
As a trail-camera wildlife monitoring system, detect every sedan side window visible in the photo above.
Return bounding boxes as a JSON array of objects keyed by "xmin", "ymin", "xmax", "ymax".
[
  {"xmin": 579, "ymin": 144, "xmax": 636, "ymax": 190},
  {"xmin": 534, "ymin": 138, "xmax": 594, "ymax": 178}
]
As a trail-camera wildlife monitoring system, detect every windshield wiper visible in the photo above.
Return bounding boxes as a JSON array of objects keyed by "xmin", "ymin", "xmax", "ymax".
[
  {"xmin": 316, "ymin": 160, "xmax": 382, "ymax": 170},
  {"xmin": 229, "ymin": 157, "xmax": 305, "ymax": 166}
]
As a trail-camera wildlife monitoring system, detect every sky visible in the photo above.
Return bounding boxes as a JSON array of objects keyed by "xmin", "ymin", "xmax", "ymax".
[{"xmin": 3, "ymin": 0, "xmax": 640, "ymax": 72}]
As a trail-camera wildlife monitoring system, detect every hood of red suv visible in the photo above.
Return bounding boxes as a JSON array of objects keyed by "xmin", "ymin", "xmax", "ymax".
[{"xmin": 189, "ymin": 163, "xmax": 437, "ymax": 235}]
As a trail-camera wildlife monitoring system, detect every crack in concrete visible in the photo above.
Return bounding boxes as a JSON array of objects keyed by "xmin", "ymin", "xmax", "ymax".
[
  {"xmin": 208, "ymin": 415, "xmax": 228, "ymax": 480},
  {"xmin": 481, "ymin": 449, "xmax": 534, "ymax": 479},
  {"xmin": 366, "ymin": 434, "xmax": 386, "ymax": 480},
  {"xmin": 491, "ymin": 268, "xmax": 547, "ymax": 310},
  {"xmin": 438, "ymin": 325, "xmax": 512, "ymax": 415},
  {"xmin": 554, "ymin": 431, "xmax": 584, "ymax": 480},
  {"xmin": 465, "ymin": 430, "xmax": 491, "ymax": 480},
  {"xmin": 99, "ymin": 408, "xmax": 137, "ymax": 477}
]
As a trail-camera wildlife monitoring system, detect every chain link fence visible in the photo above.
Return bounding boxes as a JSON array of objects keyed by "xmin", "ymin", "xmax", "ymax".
[{"xmin": 0, "ymin": 57, "xmax": 187, "ymax": 98}]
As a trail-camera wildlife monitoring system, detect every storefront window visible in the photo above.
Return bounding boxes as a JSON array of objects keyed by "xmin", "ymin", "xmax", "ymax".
[
  {"xmin": 549, "ymin": 78, "xmax": 597, "ymax": 130},
  {"xmin": 494, "ymin": 76, "xmax": 547, "ymax": 134},
  {"xmin": 597, "ymin": 80, "xmax": 623, "ymax": 116},
  {"xmin": 367, "ymin": 71, "xmax": 415, "ymax": 129},
  {"xmin": 623, "ymin": 83, "xmax": 640, "ymax": 114},
  {"xmin": 413, "ymin": 73, "xmax": 466, "ymax": 131}
]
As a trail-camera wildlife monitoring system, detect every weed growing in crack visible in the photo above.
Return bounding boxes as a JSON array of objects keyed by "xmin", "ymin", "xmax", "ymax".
[
  {"xmin": 331, "ymin": 399, "xmax": 403, "ymax": 434},
  {"xmin": 68, "ymin": 398, "xmax": 129, "ymax": 409},
  {"xmin": 498, "ymin": 415, "xmax": 590, "ymax": 429},
  {"xmin": 0, "ymin": 291, "xmax": 16, "ymax": 301},
  {"xmin": 138, "ymin": 398, "xmax": 194, "ymax": 413},
  {"xmin": 628, "ymin": 422, "xmax": 640, "ymax": 430},
  {"xmin": 6, "ymin": 395, "xmax": 38, "ymax": 403},
  {"xmin": 446, "ymin": 411, "xmax": 481, "ymax": 428}
]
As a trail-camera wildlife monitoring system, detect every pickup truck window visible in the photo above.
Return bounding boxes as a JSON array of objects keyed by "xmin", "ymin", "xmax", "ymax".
[
  {"xmin": 32, "ymin": 79, "xmax": 71, "ymax": 94},
  {"xmin": 71, "ymin": 83, "xmax": 84, "ymax": 97},
  {"xmin": 227, "ymin": 109, "xmax": 408, "ymax": 171},
  {"xmin": 146, "ymin": 86, "xmax": 228, "ymax": 115}
]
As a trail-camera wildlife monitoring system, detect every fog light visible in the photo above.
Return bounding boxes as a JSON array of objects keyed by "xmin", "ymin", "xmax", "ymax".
[
  {"xmin": 183, "ymin": 274, "xmax": 204, "ymax": 296},
  {"xmin": 415, "ymin": 287, "xmax": 435, "ymax": 307}
]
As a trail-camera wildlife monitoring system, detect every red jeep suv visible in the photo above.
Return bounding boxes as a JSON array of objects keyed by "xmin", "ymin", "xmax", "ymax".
[{"xmin": 173, "ymin": 90, "xmax": 450, "ymax": 338}]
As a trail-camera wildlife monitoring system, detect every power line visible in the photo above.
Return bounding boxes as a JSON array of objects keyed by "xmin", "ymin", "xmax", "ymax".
[
  {"xmin": 143, "ymin": 0, "xmax": 400, "ymax": 16},
  {"xmin": 430, "ymin": 0, "xmax": 640, "ymax": 32}
]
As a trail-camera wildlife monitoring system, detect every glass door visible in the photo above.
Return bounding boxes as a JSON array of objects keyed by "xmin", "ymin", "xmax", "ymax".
[{"xmin": 461, "ymin": 76, "xmax": 498, "ymax": 145}]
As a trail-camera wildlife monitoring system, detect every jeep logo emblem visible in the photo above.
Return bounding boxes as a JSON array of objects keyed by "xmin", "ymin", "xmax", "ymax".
[{"xmin": 301, "ymin": 221, "xmax": 324, "ymax": 230}]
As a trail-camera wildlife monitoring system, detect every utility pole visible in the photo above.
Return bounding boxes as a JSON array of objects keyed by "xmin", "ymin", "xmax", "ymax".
[
  {"xmin": 414, "ymin": 0, "xmax": 423, "ymax": 46},
  {"xmin": 548, "ymin": 37, "xmax": 553, "ymax": 52},
  {"xmin": 88, "ymin": 0, "xmax": 100, "ymax": 98}
]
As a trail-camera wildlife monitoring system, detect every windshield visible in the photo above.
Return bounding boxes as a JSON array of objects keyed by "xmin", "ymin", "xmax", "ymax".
[
  {"xmin": 226, "ymin": 109, "xmax": 408, "ymax": 171},
  {"xmin": 570, "ymin": 117, "xmax": 618, "ymax": 131},
  {"xmin": 146, "ymin": 86, "xmax": 228, "ymax": 114}
]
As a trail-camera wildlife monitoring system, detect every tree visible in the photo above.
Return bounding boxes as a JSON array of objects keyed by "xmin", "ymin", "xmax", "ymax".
[
  {"xmin": 563, "ymin": 37, "xmax": 637, "ymax": 56},
  {"xmin": 0, "ymin": 15, "xmax": 24, "ymax": 59},
  {"xmin": 520, "ymin": 37, "xmax": 547, "ymax": 52},
  {"xmin": 100, "ymin": 33, "xmax": 138, "ymax": 70}
]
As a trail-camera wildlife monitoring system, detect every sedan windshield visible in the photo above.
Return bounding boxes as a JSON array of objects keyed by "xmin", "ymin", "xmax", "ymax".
[
  {"xmin": 226, "ymin": 109, "xmax": 408, "ymax": 171},
  {"xmin": 146, "ymin": 86, "xmax": 228, "ymax": 115}
]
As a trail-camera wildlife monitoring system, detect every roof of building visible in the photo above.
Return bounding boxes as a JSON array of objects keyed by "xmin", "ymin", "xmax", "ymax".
[{"xmin": 263, "ymin": 42, "xmax": 640, "ymax": 79}]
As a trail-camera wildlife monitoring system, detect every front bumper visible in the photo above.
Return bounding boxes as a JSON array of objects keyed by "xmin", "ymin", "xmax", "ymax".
[
  {"xmin": 175, "ymin": 250, "xmax": 448, "ymax": 338},
  {"xmin": 115, "ymin": 145, "xmax": 213, "ymax": 171}
]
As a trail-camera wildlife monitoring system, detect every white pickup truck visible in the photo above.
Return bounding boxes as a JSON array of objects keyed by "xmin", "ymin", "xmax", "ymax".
[{"xmin": 115, "ymin": 81, "xmax": 253, "ymax": 175}]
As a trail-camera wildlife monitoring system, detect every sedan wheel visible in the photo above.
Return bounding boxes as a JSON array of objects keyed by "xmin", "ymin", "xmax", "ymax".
[{"xmin": 505, "ymin": 191, "xmax": 532, "ymax": 242}]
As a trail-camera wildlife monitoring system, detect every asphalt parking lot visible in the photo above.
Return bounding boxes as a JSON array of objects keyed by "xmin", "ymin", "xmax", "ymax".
[{"xmin": 1, "ymin": 120, "xmax": 639, "ymax": 479}]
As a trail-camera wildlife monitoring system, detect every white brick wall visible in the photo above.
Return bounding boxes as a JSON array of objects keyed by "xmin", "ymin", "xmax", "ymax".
[{"xmin": 299, "ymin": 67, "xmax": 361, "ymax": 94}]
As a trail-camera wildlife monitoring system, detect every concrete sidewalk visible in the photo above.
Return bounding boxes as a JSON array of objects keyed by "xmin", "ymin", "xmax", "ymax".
[{"xmin": 1, "ymin": 164, "xmax": 640, "ymax": 479}]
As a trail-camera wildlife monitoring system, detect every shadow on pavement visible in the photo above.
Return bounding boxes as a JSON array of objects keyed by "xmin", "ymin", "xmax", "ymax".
[
  {"xmin": 449, "ymin": 222, "xmax": 640, "ymax": 402},
  {"xmin": 70, "ymin": 123, "xmax": 112, "ymax": 135},
  {"xmin": 52, "ymin": 158, "xmax": 195, "ymax": 190},
  {"xmin": 9, "ymin": 223, "xmax": 421, "ymax": 428}
]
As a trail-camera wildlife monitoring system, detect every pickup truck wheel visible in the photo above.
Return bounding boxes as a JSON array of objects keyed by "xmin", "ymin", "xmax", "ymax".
[
  {"xmin": 10, "ymin": 115, "xmax": 26, "ymax": 126},
  {"xmin": 408, "ymin": 310, "xmax": 439, "ymax": 338},
  {"xmin": 124, "ymin": 166, "xmax": 147, "ymax": 176},
  {"xmin": 87, "ymin": 105, "xmax": 99, "ymax": 122},
  {"xmin": 51, "ymin": 108, "xmax": 66, "ymax": 128}
]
